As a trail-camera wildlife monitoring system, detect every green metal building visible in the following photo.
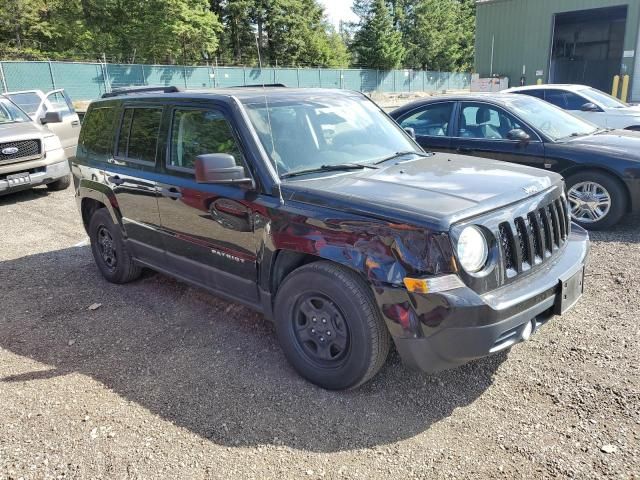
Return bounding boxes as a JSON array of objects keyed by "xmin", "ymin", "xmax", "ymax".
[{"xmin": 475, "ymin": 0, "xmax": 640, "ymax": 101}]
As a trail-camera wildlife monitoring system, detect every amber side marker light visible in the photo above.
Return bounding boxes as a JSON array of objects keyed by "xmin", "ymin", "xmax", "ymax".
[{"xmin": 403, "ymin": 275, "xmax": 465, "ymax": 294}]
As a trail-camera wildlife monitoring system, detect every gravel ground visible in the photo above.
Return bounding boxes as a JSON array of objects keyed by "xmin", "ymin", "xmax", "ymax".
[{"xmin": 0, "ymin": 186, "xmax": 638, "ymax": 479}]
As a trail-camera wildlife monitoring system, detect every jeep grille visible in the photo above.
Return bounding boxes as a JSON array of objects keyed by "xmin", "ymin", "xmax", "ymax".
[
  {"xmin": 0, "ymin": 139, "xmax": 42, "ymax": 165},
  {"xmin": 498, "ymin": 196, "xmax": 570, "ymax": 278}
]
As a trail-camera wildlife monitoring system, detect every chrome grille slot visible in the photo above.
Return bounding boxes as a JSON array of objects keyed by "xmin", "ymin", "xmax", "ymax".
[
  {"xmin": 499, "ymin": 223, "xmax": 516, "ymax": 273},
  {"xmin": 514, "ymin": 217, "xmax": 532, "ymax": 267},
  {"xmin": 0, "ymin": 139, "xmax": 42, "ymax": 165}
]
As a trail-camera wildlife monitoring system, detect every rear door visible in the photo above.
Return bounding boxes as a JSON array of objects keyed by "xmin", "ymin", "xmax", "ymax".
[
  {"xmin": 453, "ymin": 101, "xmax": 547, "ymax": 170},
  {"xmin": 41, "ymin": 90, "xmax": 81, "ymax": 158},
  {"xmin": 395, "ymin": 101, "xmax": 455, "ymax": 153},
  {"xmin": 103, "ymin": 104, "xmax": 165, "ymax": 265},
  {"xmin": 155, "ymin": 102, "xmax": 260, "ymax": 305}
]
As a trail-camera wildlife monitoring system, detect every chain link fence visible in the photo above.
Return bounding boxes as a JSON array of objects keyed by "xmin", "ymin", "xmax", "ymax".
[{"xmin": 0, "ymin": 61, "xmax": 471, "ymax": 102}]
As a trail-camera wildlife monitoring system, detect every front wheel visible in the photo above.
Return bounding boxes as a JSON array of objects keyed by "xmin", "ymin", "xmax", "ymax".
[
  {"xmin": 274, "ymin": 261, "xmax": 391, "ymax": 390},
  {"xmin": 566, "ymin": 171, "xmax": 626, "ymax": 230}
]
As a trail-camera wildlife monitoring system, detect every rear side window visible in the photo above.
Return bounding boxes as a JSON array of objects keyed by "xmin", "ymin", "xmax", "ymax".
[
  {"xmin": 116, "ymin": 107, "xmax": 162, "ymax": 164},
  {"xmin": 79, "ymin": 106, "xmax": 116, "ymax": 157},
  {"xmin": 399, "ymin": 103, "xmax": 453, "ymax": 137},
  {"xmin": 169, "ymin": 108, "xmax": 244, "ymax": 170}
]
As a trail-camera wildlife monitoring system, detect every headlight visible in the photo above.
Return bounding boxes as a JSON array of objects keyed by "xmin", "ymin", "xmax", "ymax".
[
  {"xmin": 457, "ymin": 226, "xmax": 488, "ymax": 273},
  {"xmin": 43, "ymin": 135, "xmax": 62, "ymax": 152}
]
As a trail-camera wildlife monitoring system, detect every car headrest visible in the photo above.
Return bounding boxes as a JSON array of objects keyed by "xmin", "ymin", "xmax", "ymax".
[{"xmin": 476, "ymin": 107, "xmax": 491, "ymax": 124}]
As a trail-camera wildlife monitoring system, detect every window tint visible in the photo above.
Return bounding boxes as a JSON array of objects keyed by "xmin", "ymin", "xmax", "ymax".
[
  {"xmin": 544, "ymin": 90, "xmax": 567, "ymax": 109},
  {"xmin": 399, "ymin": 103, "xmax": 453, "ymax": 137},
  {"xmin": 518, "ymin": 90, "xmax": 545, "ymax": 100},
  {"xmin": 458, "ymin": 103, "xmax": 528, "ymax": 140},
  {"xmin": 117, "ymin": 107, "xmax": 162, "ymax": 163},
  {"xmin": 170, "ymin": 109, "xmax": 244, "ymax": 169},
  {"xmin": 79, "ymin": 107, "xmax": 116, "ymax": 156},
  {"xmin": 563, "ymin": 91, "xmax": 588, "ymax": 110}
]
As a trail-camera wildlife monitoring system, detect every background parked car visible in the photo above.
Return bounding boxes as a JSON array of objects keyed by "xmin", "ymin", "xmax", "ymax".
[
  {"xmin": 504, "ymin": 84, "xmax": 640, "ymax": 131},
  {"xmin": 391, "ymin": 93, "xmax": 640, "ymax": 230},
  {"xmin": 4, "ymin": 89, "xmax": 81, "ymax": 159},
  {"xmin": 0, "ymin": 95, "xmax": 70, "ymax": 195}
]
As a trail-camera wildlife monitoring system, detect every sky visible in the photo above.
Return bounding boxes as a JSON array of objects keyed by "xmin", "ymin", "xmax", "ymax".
[{"xmin": 318, "ymin": 0, "xmax": 358, "ymax": 27}]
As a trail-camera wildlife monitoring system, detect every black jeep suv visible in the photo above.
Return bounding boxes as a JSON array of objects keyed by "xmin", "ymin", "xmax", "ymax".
[{"xmin": 72, "ymin": 86, "xmax": 589, "ymax": 390}]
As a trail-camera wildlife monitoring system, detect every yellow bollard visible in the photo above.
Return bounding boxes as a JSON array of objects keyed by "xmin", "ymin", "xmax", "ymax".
[
  {"xmin": 612, "ymin": 75, "xmax": 620, "ymax": 98},
  {"xmin": 537, "ymin": 78, "xmax": 542, "ymax": 85},
  {"xmin": 621, "ymin": 75, "xmax": 630, "ymax": 103}
]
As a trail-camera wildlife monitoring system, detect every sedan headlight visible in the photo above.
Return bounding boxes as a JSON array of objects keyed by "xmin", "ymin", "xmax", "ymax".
[
  {"xmin": 457, "ymin": 226, "xmax": 488, "ymax": 273},
  {"xmin": 43, "ymin": 135, "xmax": 62, "ymax": 152}
]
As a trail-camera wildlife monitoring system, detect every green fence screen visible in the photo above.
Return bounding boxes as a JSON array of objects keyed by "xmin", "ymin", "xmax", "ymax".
[{"xmin": 0, "ymin": 61, "xmax": 471, "ymax": 102}]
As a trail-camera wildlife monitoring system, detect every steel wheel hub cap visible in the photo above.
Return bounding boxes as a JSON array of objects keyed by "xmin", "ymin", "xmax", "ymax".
[
  {"xmin": 293, "ymin": 294, "xmax": 349, "ymax": 366},
  {"xmin": 97, "ymin": 226, "xmax": 117, "ymax": 269},
  {"xmin": 568, "ymin": 182, "xmax": 611, "ymax": 223}
]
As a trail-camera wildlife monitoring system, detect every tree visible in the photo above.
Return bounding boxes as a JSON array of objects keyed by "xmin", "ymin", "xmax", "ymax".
[{"xmin": 350, "ymin": 0, "xmax": 405, "ymax": 69}]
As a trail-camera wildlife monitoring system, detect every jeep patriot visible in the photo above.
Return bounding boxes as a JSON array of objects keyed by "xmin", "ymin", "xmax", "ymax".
[{"xmin": 72, "ymin": 86, "xmax": 589, "ymax": 389}]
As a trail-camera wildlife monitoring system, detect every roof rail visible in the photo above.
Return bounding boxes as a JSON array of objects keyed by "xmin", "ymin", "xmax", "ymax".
[
  {"xmin": 101, "ymin": 86, "xmax": 182, "ymax": 99},
  {"xmin": 230, "ymin": 83, "xmax": 288, "ymax": 88}
]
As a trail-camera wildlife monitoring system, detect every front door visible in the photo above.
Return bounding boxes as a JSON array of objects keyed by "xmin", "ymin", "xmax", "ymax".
[
  {"xmin": 42, "ymin": 90, "xmax": 81, "ymax": 158},
  {"xmin": 156, "ymin": 105, "xmax": 260, "ymax": 304},
  {"xmin": 453, "ymin": 102, "xmax": 547, "ymax": 170}
]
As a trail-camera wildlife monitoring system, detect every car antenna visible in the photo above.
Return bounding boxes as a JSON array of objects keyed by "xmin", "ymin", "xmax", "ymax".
[{"xmin": 255, "ymin": 33, "xmax": 284, "ymax": 206}]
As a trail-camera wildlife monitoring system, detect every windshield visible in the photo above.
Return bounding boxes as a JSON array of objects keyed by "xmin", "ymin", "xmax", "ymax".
[
  {"xmin": 0, "ymin": 97, "xmax": 32, "ymax": 124},
  {"xmin": 581, "ymin": 87, "xmax": 629, "ymax": 109},
  {"xmin": 242, "ymin": 94, "xmax": 419, "ymax": 176},
  {"xmin": 506, "ymin": 96, "xmax": 598, "ymax": 141},
  {"xmin": 5, "ymin": 92, "xmax": 41, "ymax": 116}
]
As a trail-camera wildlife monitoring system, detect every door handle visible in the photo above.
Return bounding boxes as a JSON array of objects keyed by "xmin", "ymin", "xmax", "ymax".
[
  {"xmin": 160, "ymin": 187, "xmax": 182, "ymax": 200},
  {"xmin": 108, "ymin": 175, "xmax": 125, "ymax": 186},
  {"xmin": 71, "ymin": 120, "xmax": 80, "ymax": 126}
]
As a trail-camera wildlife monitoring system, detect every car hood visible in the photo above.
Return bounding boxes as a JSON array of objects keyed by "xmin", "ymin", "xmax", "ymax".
[
  {"xmin": 283, "ymin": 154, "xmax": 563, "ymax": 230},
  {"xmin": 563, "ymin": 130, "xmax": 640, "ymax": 159},
  {"xmin": 0, "ymin": 120, "xmax": 50, "ymax": 141}
]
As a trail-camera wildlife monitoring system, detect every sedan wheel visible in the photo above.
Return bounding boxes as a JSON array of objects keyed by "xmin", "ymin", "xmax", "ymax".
[{"xmin": 568, "ymin": 181, "xmax": 611, "ymax": 224}]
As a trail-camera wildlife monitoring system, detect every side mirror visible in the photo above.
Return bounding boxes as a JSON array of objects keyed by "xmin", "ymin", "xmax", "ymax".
[
  {"xmin": 404, "ymin": 127, "xmax": 416, "ymax": 139},
  {"xmin": 581, "ymin": 102, "xmax": 600, "ymax": 112},
  {"xmin": 507, "ymin": 128, "xmax": 531, "ymax": 143},
  {"xmin": 41, "ymin": 111, "xmax": 63, "ymax": 124},
  {"xmin": 194, "ymin": 153, "xmax": 252, "ymax": 184}
]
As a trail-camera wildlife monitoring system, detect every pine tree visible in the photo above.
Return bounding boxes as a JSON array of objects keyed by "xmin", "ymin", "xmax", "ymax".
[{"xmin": 351, "ymin": 0, "xmax": 405, "ymax": 70}]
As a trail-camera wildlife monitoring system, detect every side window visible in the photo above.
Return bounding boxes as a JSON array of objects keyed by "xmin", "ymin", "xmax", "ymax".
[
  {"xmin": 544, "ymin": 90, "xmax": 568, "ymax": 109},
  {"xmin": 169, "ymin": 108, "xmax": 245, "ymax": 170},
  {"xmin": 79, "ymin": 107, "xmax": 116, "ymax": 157},
  {"xmin": 116, "ymin": 107, "xmax": 162, "ymax": 164},
  {"xmin": 458, "ymin": 103, "xmax": 530, "ymax": 140},
  {"xmin": 519, "ymin": 90, "xmax": 545, "ymax": 100},
  {"xmin": 45, "ymin": 92, "xmax": 74, "ymax": 117},
  {"xmin": 399, "ymin": 103, "xmax": 454, "ymax": 137},
  {"xmin": 564, "ymin": 92, "xmax": 588, "ymax": 111}
]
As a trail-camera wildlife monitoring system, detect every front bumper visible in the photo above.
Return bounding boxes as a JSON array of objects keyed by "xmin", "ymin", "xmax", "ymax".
[
  {"xmin": 0, "ymin": 152, "xmax": 69, "ymax": 195},
  {"xmin": 375, "ymin": 224, "xmax": 590, "ymax": 373}
]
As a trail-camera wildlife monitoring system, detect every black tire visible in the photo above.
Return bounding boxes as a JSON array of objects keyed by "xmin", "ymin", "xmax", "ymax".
[
  {"xmin": 47, "ymin": 174, "xmax": 71, "ymax": 191},
  {"xmin": 88, "ymin": 208, "xmax": 142, "ymax": 284},
  {"xmin": 274, "ymin": 261, "xmax": 391, "ymax": 390},
  {"xmin": 565, "ymin": 171, "xmax": 627, "ymax": 230}
]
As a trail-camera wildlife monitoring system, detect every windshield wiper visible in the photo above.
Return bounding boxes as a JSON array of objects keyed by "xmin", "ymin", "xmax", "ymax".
[
  {"xmin": 373, "ymin": 150, "xmax": 431, "ymax": 165},
  {"xmin": 280, "ymin": 163, "xmax": 378, "ymax": 179}
]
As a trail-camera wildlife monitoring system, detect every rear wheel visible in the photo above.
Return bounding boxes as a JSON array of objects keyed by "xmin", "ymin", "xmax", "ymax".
[
  {"xmin": 274, "ymin": 261, "xmax": 391, "ymax": 390},
  {"xmin": 47, "ymin": 174, "xmax": 71, "ymax": 191},
  {"xmin": 89, "ymin": 208, "xmax": 142, "ymax": 284},
  {"xmin": 566, "ymin": 171, "xmax": 626, "ymax": 230}
]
